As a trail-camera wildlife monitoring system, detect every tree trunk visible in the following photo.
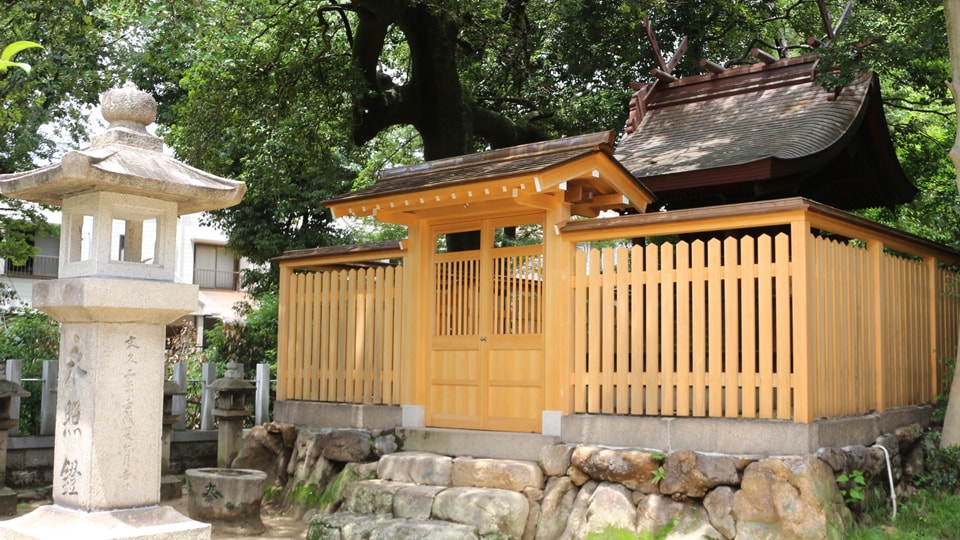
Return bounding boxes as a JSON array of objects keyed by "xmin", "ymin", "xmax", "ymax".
[{"xmin": 938, "ymin": 0, "xmax": 960, "ymax": 446}]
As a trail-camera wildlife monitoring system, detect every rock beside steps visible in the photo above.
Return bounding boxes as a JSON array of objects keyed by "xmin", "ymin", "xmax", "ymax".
[{"xmin": 308, "ymin": 451, "xmax": 544, "ymax": 539}]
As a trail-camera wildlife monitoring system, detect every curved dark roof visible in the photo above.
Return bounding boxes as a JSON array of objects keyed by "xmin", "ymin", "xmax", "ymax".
[{"xmin": 615, "ymin": 54, "xmax": 916, "ymax": 210}]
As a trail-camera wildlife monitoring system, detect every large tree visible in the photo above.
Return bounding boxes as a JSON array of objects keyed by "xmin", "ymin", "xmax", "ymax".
[
  {"xmin": 1, "ymin": 1, "xmax": 123, "ymax": 276},
  {"xmin": 105, "ymin": 1, "xmax": 952, "ymax": 281}
]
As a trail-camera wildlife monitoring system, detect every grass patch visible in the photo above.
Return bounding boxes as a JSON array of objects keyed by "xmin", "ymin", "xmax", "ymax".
[{"xmin": 846, "ymin": 491, "xmax": 960, "ymax": 539}]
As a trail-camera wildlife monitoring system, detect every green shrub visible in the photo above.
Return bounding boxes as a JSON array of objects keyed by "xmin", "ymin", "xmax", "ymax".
[{"xmin": 916, "ymin": 432, "xmax": 960, "ymax": 493}]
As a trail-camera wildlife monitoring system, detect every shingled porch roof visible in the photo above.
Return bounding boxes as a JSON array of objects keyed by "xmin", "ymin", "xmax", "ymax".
[
  {"xmin": 324, "ymin": 131, "xmax": 655, "ymax": 225},
  {"xmin": 615, "ymin": 54, "xmax": 916, "ymax": 210}
]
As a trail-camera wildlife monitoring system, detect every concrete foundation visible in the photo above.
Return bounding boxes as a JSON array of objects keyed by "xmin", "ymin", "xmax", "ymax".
[
  {"xmin": 561, "ymin": 405, "xmax": 932, "ymax": 455},
  {"xmin": 275, "ymin": 400, "xmax": 932, "ymax": 457},
  {"xmin": 275, "ymin": 401, "xmax": 402, "ymax": 430}
]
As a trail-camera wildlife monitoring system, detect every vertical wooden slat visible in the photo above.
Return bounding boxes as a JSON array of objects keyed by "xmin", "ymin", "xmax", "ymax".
[
  {"xmin": 574, "ymin": 249, "xmax": 588, "ymax": 413},
  {"xmin": 318, "ymin": 272, "xmax": 332, "ymax": 401},
  {"xmin": 309, "ymin": 273, "xmax": 321, "ymax": 401},
  {"xmin": 293, "ymin": 273, "xmax": 307, "ymax": 400},
  {"xmin": 740, "ymin": 236, "xmax": 757, "ymax": 418},
  {"xmin": 601, "ymin": 248, "xmax": 616, "ymax": 413},
  {"xmin": 707, "ymin": 239, "xmax": 723, "ymax": 417},
  {"xmin": 588, "ymin": 248, "xmax": 602, "ymax": 413},
  {"xmin": 661, "ymin": 242, "xmax": 676, "ymax": 417},
  {"xmin": 723, "ymin": 237, "xmax": 739, "ymax": 418},
  {"xmin": 335, "ymin": 271, "xmax": 348, "ymax": 402},
  {"xmin": 691, "ymin": 240, "xmax": 707, "ymax": 417},
  {"xmin": 821, "ymin": 237, "xmax": 836, "ymax": 416},
  {"xmin": 676, "ymin": 241, "xmax": 691, "ymax": 417},
  {"xmin": 645, "ymin": 244, "xmax": 661, "ymax": 415},
  {"xmin": 391, "ymin": 267, "xmax": 404, "ymax": 404},
  {"xmin": 774, "ymin": 233, "xmax": 792, "ymax": 420},
  {"xmin": 757, "ymin": 235, "xmax": 774, "ymax": 418},
  {"xmin": 373, "ymin": 267, "xmax": 385, "ymax": 403},
  {"xmin": 631, "ymin": 244, "xmax": 645, "ymax": 415},
  {"xmin": 615, "ymin": 246, "xmax": 630, "ymax": 414},
  {"xmin": 363, "ymin": 269, "xmax": 376, "ymax": 402}
]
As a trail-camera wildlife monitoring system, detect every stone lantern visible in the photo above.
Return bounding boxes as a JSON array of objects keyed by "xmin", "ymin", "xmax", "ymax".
[
  {"xmin": 209, "ymin": 360, "xmax": 254, "ymax": 468},
  {"xmin": 0, "ymin": 82, "xmax": 245, "ymax": 540},
  {"xmin": 0, "ymin": 370, "xmax": 30, "ymax": 517}
]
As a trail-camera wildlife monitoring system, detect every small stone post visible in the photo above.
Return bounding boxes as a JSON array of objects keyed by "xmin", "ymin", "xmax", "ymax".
[
  {"xmin": 210, "ymin": 360, "xmax": 254, "ymax": 468},
  {"xmin": 161, "ymin": 380, "xmax": 186, "ymax": 500},
  {"xmin": 0, "ymin": 82, "xmax": 245, "ymax": 540},
  {"xmin": 0, "ymin": 363, "xmax": 30, "ymax": 516}
]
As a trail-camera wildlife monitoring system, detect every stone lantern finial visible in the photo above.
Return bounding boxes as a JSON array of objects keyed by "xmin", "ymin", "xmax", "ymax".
[
  {"xmin": 91, "ymin": 82, "xmax": 162, "ymax": 152},
  {"xmin": 101, "ymin": 82, "xmax": 157, "ymax": 130}
]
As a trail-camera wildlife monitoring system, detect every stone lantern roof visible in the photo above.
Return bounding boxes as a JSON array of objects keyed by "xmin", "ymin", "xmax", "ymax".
[{"xmin": 0, "ymin": 82, "xmax": 246, "ymax": 214}]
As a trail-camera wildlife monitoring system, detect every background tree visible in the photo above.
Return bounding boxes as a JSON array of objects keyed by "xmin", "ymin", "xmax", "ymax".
[{"xmin": 1, "ymin": 2, "xmax": 123, "ymax": 292}]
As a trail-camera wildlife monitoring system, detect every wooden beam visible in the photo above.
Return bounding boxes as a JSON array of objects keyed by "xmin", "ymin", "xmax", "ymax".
[
  {"xmin": 514, "ymin": 192, "xmax": 560, "ymax": 210},
  {"xmin": 589, "ymin": 193, "xmax": 630, "ymax": 208},
  {"xmin": 643, "ymin": 16, "xmax": 669, "ymax": 72},
  {"xmin": 563, "ymin": 182, "xmax": 593, "ymax": 203},
  {"xmin": 666, "ymin": 36, "xmax": 688, "ymax": 73},
  {"xmin": 752, "ymin": 48, "xmax": 778, "ymax": 64},
  {"xmin": 699, "ymin": 58, "xmax": 725, "ymax": 74},
  {"xmin": 651, "ymin": 68, "xmax": 678, "ymax": 82},
  {"xmin": 816, "ymin": 0, "xmax": 836, "ymax": 41}
]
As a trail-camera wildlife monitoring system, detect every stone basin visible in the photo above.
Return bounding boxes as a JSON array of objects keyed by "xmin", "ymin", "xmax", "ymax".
[{"xmin": 185, "ymin": 467, "xmax": 267, "ymax": 536}]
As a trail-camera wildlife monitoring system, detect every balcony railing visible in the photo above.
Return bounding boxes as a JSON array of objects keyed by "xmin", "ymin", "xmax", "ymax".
[
  {"xmin": 194, "ymin": 268, "xmax": 239, "ymax": 290},
  {"xmin": 2, "ymin": 255, "xmax": 59, "ymax": 279}
]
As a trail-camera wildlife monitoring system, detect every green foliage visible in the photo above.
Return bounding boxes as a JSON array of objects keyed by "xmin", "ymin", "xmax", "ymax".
[
  {"xmin": 651, "ymin": 466, "xmax": 666, "ymax": 485},
  {"xmin": 847, "ymin": 491, "xmax": 960, "ymax": 539},
  {"xmin": 290, "ymin": 482, "xmax": 320, "ymax": 509},
  {"xmin": 203, "ymin": 289, "xmax": 278, "ymax": 376},
  {"xmin": 0, "ymin": 306, "xmax": 59, "ymax": 375},
  {"xmin": 0, "ymin": 41, "xmax": 43, "ymax": 74},
  {"xmin": 584, "ymin": 525, "xmax": 640, "ymax": 540},
  {"xmin": 584, "ymin": 519, "xmax": 676, "ymax": 540},
  {"xmin": 916, "ymin": 432, "xmax": 960, "ymax": 493},
  {"xmin": 0, "ymin": 305, "xmax": 59, "ymax": 436},
  {"xmin": 837, "ymin": 470, "xmax": 867, "ymax": 504}
]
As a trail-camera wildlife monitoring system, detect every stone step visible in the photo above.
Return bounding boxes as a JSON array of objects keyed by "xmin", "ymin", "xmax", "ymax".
[
  {"xmin": 398, "ymin": 427, "xmax": 558, "ymax": 462},
  {"xmin": 377, "ymin": 451, "xmax": 545, "ymax": 491},
  {"xmin": 309, "ymin": 512, "xmax": 480, "ymax": 540},
  {"xmin": 339, "ymin": 480, "xmax": 533, "ymax": 538}
]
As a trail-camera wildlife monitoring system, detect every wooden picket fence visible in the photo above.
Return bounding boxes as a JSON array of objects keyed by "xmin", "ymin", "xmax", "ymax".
[
  {"xmin": 279, "ymin": 265, "xmax": 404, "ymax": 405},
  {"xmin": 566, "ymin": 200, "xmax": 960, "ymax": 422},
  {"xmin": 275, "ymin": 199, "xmax": 960, "ymax": 424}
]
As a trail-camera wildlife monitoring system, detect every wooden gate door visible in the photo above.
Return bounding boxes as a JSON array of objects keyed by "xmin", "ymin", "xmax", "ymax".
[{"xmin": 428, "ymin": 216, "xmax": 545, "ymax": 432}]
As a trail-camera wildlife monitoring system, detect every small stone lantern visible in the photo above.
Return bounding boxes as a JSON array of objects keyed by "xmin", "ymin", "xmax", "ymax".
[
  {"xmin": 210, "ymin": 360, "xmax": 254, "ymax": 468},
  {"xmin": 160, "ymin": 380, "xmax": 186, "ymax": 500},
  {"xmin": 0, "ymin": 82, "xmax": 245, "ymax": 540},
  {"xmin": 0, "ymin": 368, "xmax": 30, "ymax": 517}
]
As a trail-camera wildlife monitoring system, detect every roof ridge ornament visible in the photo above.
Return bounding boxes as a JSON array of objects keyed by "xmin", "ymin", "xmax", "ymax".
[{"xmin": 624, "ymin": 17, "xmax": 687, "ymax": 134}]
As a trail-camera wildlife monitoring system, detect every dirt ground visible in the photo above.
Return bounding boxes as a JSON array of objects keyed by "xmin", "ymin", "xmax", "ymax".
[{"xmin": 4, "ymin": 486, "xmax": 309, "ymax": 539}]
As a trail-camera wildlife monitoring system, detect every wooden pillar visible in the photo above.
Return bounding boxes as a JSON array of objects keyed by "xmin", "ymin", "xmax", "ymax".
[
  {"xmin": 544, "ymin": 203, "xmax": 573, "ymax": 415},
  {"xmin": 790, "ymin": 218, "xmax": 814, "ymax": 422},
  {"xmin": 401, "ymin": 221, "xmax": 429, "ymax": 407}
]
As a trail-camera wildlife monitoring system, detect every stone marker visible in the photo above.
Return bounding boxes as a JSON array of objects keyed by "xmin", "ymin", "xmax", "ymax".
[{"xmin": 0, "ymin": 82, "xmax": 245, "ymax": 540}]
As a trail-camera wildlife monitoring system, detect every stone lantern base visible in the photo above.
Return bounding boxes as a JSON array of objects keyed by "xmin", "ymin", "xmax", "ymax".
[{"xmin": 0, "ymin": 505, "xmax": 210, "ymax": 540}]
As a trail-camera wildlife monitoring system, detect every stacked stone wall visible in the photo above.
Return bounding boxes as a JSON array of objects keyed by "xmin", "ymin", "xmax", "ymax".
[{"xmin": 233, "ymin": 421, "xmax": 925, "ymax": 539}]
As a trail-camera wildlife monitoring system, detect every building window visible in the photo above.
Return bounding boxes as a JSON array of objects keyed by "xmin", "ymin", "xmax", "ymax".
[{"xmin": 194, "ymin": 244, "xmax": 238, "ymax": 290}]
